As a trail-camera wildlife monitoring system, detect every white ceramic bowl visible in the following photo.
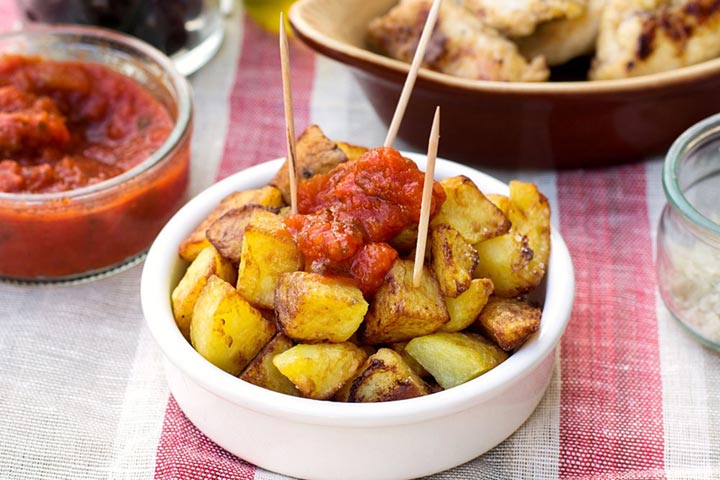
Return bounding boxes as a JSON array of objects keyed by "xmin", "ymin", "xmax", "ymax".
[{"xmin": 141, "ymin": 153, "xmax": 575, "ymax": 480}]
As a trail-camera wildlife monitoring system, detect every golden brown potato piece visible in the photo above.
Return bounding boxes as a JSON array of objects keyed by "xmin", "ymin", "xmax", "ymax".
[
  {"xmin": 406, "ymin": 332, "xmax": 508, "ymax": 390},
  {"xmin": 206, "ymin": 205, "xmax": 279, "ymax": 265},
  {"xmin": 359, "ymin": 259, "xmax": 449, "ymax": 345},
  {"xmin": 171, "ymin": 245, "xmax": 237, "ymax": 340},
  {"xmin": 179, "ymin": 186, "xmax": 284, "ymax": 262},
  {"xmin": 236, "ymin": 210, "xmax": 303, "ymax": 310},
  {"xmin": 486, "ymin": 193, "xmax": 511, "ymax": 213},
  {"xmin": 240, "ymin": 333, "xmax": 300, "ymax": 397},
  {"xmin": 337, "ymin": 348, "xmax": 430, "ymax": 403},
  {"xmin": 390, "ymin": 342, "xmax": 430, "ymax": 378},
  {"xmin": 430, "ymin": 224, "xmax": 479, "ymax": 298},
  {"xmin": 389, "ymin": 225, "xmax": 419, "ymax": 254},
  {"xmin": 270, "ymin": 125, "xmax": 349, "ymax": 204},
  {"xmin": 474, "ymin": 181, "xmax": 551, "ymax": 297},
  {"xmin": 273, "ymin": 342, "xmax": 368, "ymax": 400},
  {"xmin": 275, "ymin": 271, "xmax": 368, "ymax": 343},
  {"xmin": 190, "ymin": 275, "xmax": 277, "ymax": 376},
  {"xmin": 336, "ymin": 141, "xmax": 368, "ymax": 162},
  {"xmin": 431, "ymin": 176, "xmax": 510, "ymax": 245},
  {"xmin": 441, "ymin": 278, "xmax": 494, "ymax": 333},
  {"xmin": 474, "ymin": 296, "xmax": 541, "ymax": 351}
]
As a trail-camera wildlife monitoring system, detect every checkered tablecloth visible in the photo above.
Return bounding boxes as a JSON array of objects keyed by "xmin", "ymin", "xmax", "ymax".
[{"xmin": 1, "ymin": 2, "xmax": 719, "ymax": 479}]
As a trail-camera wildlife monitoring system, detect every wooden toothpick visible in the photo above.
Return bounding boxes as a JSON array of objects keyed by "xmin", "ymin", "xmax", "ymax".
[
  {"xmin": 279, "ymin": 12, "xmax": 298, "ymax": 214},
  {"xmin": 413, "ymin": 106, "xmax": 440, "ymax": 287},
  {"xmin": 384, "ymin": 0, "xmax": 442, "ymax": 148}
]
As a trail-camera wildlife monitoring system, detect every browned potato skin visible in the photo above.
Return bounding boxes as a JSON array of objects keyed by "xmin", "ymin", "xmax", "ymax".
[
  {"xmin": 474, "ymin": 181, "xmax": 551, "ymax": 297},
  {"xmin": 359, "ymin": 259, "xmax": 450, "ymax": 345},
  {"xmin": 431, "ymin": 224, "xmax": 479, "ymax": 298},
  {"xmin": 206, "ymin": 205, "xmax": 279, "ymax": 265},
  {"xmin": 240, "ymin": 333, "xmax": 300, "ymax": 397},
  {"xmin": 190, "ymin": 275, "xmax": 277, "ymax": 376},
  {"xmin": 336, "ymin": 348, "xmax": 430, "ymax": 403},
  {"xmin": 270, "ymin": 125, "xmax": 349, "ymax": 204},
  {"xmin": 441, "ymin": 277, "xmax": 494, "ymax": 333},
  {"xmin": 473, "ymin": 296, "xmax": 541, "ymax": 351},
  {"xmin": 431, "ymin": 176, "xmax": 510, "ymax": 244},
  {"xmin": 236, "ymin": 210, "xmax": 303, "ymax": 310},
  {"xmin": 273, "ymin": 342, "xmax": 368, "ymax": 400},
  {"xmin": 171, "ymin": 245, "xmax": 237, "ymax": 340},
  {"xmin": 179, "ymin": 186, "xmax": 284, "ymax": 262},
  {"xmin": 275, "ymin": 271, "xmax": 368, "ymax": 343}
]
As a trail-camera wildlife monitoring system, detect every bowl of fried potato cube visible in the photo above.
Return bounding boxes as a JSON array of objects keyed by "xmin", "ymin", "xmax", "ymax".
[{"xmin": 141, "ymin": 128, "xmax": 575, "ymax": 480}]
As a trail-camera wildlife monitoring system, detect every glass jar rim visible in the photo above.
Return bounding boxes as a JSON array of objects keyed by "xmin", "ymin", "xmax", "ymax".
[
  {"xmin": 0, "ymin": 25, "xmax": 193, "ymax": 203},
  {"xmin": 664, "ymin": 112, "xmax": 720, "ymax": 237}
]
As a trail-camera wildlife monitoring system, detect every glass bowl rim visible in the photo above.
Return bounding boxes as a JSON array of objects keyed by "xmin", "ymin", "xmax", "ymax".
[
  {"xmin": 664, "ymin": 112, "xmax": 720, "ymax": 237},
  {"xmin": 0, "ymin": 24, "xmax": 193, "ymax": 204}
]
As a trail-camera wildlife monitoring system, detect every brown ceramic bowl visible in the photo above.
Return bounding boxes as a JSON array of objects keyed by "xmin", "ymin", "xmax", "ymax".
[{"xmin": 289, "ymin": 0, "xmax": 720, "ymax": 169}]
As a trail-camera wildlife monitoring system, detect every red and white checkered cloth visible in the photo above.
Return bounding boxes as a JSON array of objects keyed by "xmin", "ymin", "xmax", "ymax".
[{"xmin": 1, "ymin": 5, "xmax": 719, "ymax": 480}]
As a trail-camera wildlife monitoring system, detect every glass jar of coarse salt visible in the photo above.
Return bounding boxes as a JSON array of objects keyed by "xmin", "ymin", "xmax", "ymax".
[{"xmin": 657, "ymin": 113, "xmax": 720, "ymax": 350}]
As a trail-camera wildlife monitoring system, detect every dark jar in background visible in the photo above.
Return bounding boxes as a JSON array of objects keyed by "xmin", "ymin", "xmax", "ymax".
[{"xmin": 16, "ymin": 0, "xmax": 224, "ymax": 75}]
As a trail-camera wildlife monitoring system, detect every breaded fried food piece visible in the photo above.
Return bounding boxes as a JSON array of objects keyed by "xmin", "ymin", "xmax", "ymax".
[
  {"xmin": 590, "ymin": 0, "xmax": 720, "ymax": 80},
  {"xmin": 368, "ymin": 0, "xmax": 549, "ymax": 82},
  {"xmin": 462, "ymin": 0, "xmax": 586, "ymax": 37},
  {"xmin": 516, "ymin": 0, "xmax": 607, "ymax": 66}
]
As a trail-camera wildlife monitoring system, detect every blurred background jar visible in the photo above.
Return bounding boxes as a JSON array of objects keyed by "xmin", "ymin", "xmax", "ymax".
[
  {"xmin": 15, "ymin": 0, "xmax": 226, "ymax": 75},
  {"xmin": 243, "ymin": 0, "xmax": 296, "ymax": 32},
  {"xmin": 656, "ymin": 113, "xmax": 720, "ymax": 350}
]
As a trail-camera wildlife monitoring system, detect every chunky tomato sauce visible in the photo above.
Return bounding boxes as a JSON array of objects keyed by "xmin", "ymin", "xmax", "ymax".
[
  {"xmin": 286, "ymin": 147, "xmax": 446, "ymax": 295},
  {"xmin": 0, "ymin": 55, "xmax": 173, "ymax": 193},
  {"xmin": 0, "ymin": 55, "xmax": 189, "ymax": 280}
]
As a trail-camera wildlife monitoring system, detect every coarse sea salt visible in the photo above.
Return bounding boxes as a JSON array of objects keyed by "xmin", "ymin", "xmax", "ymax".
[{"xmin": 665, "ymin": 238, "xmax": 720, "ymax": 344}]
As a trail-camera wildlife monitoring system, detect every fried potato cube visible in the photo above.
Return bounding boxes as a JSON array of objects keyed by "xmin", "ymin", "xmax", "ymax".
[
  {"xmin": 190, "ymin": 275, "xmax": 277, "ymax": 376},
  {"xmin": 275, "ymin": 271, "xmax": 368, "ymax": 343},
  {"xmin": 430, "ymin": 224, "xmax": 479, "ymax": 298},
  {"xmin": 389, "ymin": 225, "xmax": 419, "ymax": 254},
  {"xmin": 273, "ymin": 342, "xmax": 368, "ymax": 400},
  {"xmin": 270, "ymin": 125, "xmax": 349, "ymax": 204},
  {"xmin": 236, "ymin": 210, "xmax": 303, "ymax": 309},
  {"xmin": 337, "ymin": 348, "xmax": 430, "ymax": 403},
  {"xmin": 440, "ymin": 278, "xmax": 494, "ymax": 333},
  {"xmin": 486, "ymin": 193, "xmax": 511, "ymax": 213},
  {"xmin": 474, "ymin": 181, "xmax": 551, "ymax": 297},
  {"xmin": 474, "ymin": 296, "xmax": 541, "ymax": 351},
  {"xmin": 359, "ymin": 259, "xmax": 449, "ymax": 345},
  {"xmin": 239, "ymin": 333, "xmax": 300, "ymax": 397},
  {"xmin": 431, "ymin": 176, "xmax": 510, "ymax": 244},
  {"xmin": 336, "ymin": 141, "xmax": 368, "ymax": 162},
  {"xmin": 406, "ymin": 332, "xmax": 508, "ymax": 390},
  {"xmin": 206, "ymin": 205, "xmax": 279, "ymax": 265},
  {"xmin": 179, "ymin": 186, "xmax": 284, "ymax": 262},
  {"xmin": 390, "ymin": 342, "xmax": 430, "ymax": 378},
  {"xmin": 171, "ymin": 245, "xmax": 237, "ymax": 340}
]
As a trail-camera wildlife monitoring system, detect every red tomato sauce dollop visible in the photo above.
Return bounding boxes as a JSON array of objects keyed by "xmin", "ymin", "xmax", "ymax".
[
  {"xmin": 0, "ymin": 55, "xmax": 173, "ymax": 193},
  {"xmin": 285, "ymin": 147, "xmax": 446, "ymax": 296}
]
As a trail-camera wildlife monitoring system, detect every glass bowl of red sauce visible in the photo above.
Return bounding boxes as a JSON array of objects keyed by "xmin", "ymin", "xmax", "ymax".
[{"xmin": 0, "ymin": 26, "xmax": 192, "ymax": 282}]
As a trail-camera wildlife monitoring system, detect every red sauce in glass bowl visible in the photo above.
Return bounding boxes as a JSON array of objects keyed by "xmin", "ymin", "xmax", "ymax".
[
  {"xmin": 0, "ymin": 48, "xmax": 191, "ymax": 281},
  {"xmin": 0, "ymin": 55, "xmax": 174, "ymax": 193},
  {"xmin": 285, "ymin": 147, "xmax": 446, "ymax": 295}
]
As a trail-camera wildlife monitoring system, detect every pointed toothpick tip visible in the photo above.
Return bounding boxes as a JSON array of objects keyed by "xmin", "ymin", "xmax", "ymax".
[{"xmin": 413, "ymin": 106, "xmax": 441, "ymax": 287}]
